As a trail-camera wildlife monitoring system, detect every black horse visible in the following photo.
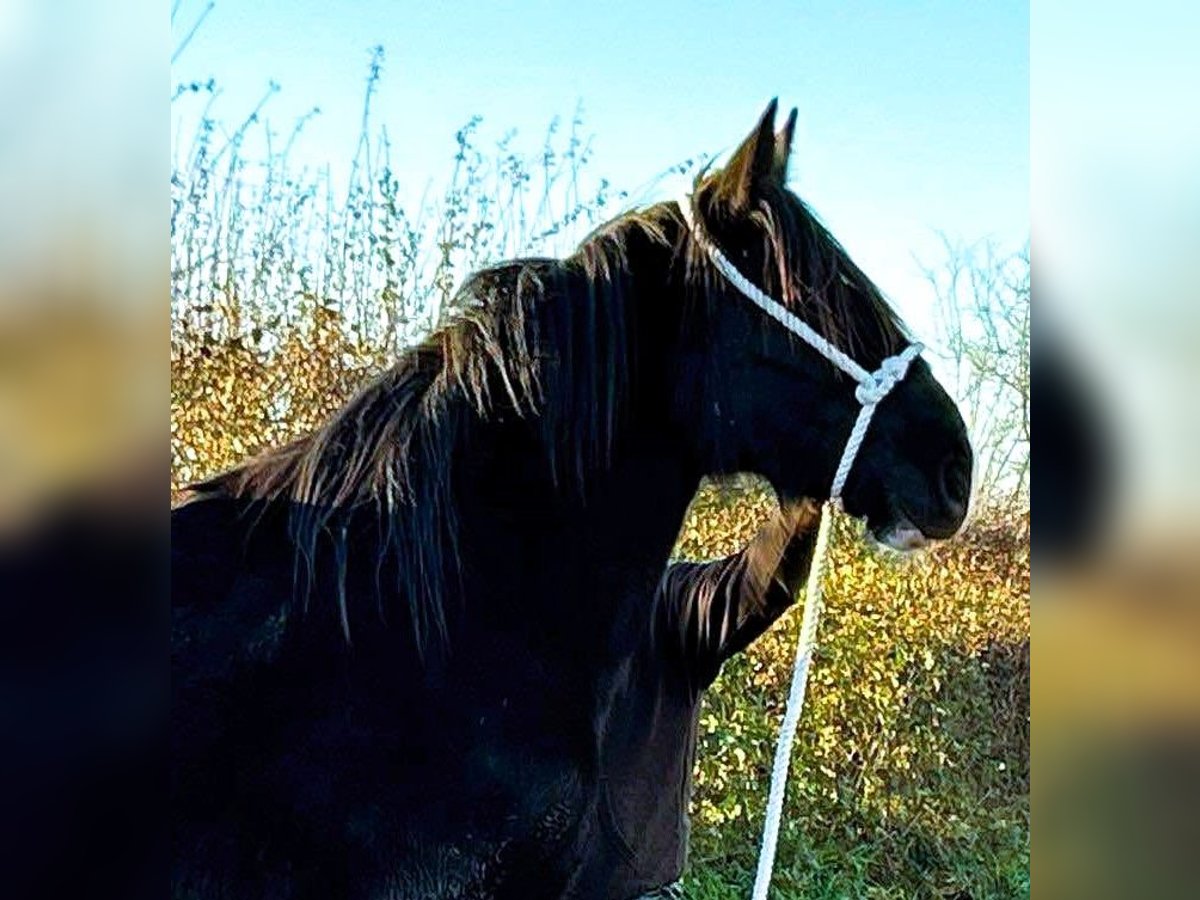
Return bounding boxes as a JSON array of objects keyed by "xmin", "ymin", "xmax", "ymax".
[{"xmin": 172, "ymin": 101, "xmax": 972, "ymax": 899}]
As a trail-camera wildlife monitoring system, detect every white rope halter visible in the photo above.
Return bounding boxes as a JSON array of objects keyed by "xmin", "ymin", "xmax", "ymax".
[{"xmin": 676, "ymin": 192, "xmax": 922, "ymax": 899}]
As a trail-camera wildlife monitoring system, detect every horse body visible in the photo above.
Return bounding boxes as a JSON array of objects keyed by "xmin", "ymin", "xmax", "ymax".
[
  {"xmin": 173, "ymin": 102, "xmax": 973, "ymax": 898},
  {"xmin": 173, "ymin": 254, "xmax": 711, "ymax": 897}
]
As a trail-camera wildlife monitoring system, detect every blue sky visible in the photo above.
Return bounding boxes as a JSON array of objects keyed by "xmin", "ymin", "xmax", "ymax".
[{"xmin": 172, "ymin": 0, "xmax": 1028, "ymax": 340}]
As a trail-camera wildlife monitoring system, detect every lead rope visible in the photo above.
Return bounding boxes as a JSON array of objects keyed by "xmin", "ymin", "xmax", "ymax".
[{"xmin": 676, "ymin": 193, "xmax": 922, "ymax": 899}]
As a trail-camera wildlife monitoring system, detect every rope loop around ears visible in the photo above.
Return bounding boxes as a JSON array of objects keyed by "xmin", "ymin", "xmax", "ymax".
[{"xmin": 676, "ymin": 191, "xmax": 923, "ymax": 899}]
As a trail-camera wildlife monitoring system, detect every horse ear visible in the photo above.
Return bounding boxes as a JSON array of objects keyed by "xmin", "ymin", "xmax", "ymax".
[
  {"xmin": 772, "ymin": 107, "xmax": 798, "ymax": 183},
  {"xmin": 714, "ymin": 99, "xmax": 780, "ymax": 210}
]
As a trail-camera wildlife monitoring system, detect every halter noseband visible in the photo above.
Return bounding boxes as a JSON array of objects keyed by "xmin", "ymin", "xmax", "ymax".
[
  {"xmin": 676, "ymin": 191, "xmax": 923, "ymax": 502},
  {"xmin": 676, "ymin": 190, "xmax": 923, "ymax": 900}
]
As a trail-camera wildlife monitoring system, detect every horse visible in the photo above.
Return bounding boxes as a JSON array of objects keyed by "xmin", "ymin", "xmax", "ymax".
[{"xmin": 171, "ymin": 100, "xmax": 972, "ymax": 899}]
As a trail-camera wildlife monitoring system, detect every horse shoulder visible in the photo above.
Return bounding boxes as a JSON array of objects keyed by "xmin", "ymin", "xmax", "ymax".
[{"xmin": 171, "ymin": 497, "xmax": 293, "ymax": 738}]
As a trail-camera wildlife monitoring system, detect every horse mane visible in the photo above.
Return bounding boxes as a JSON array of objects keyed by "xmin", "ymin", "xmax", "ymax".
[
  {"xmin": 187, "ymin": 173, "xmax": 906, "ymax": 653},
  {"xmin": 190, "ymin": 209, "xmax": 669, "ymax": 652}
]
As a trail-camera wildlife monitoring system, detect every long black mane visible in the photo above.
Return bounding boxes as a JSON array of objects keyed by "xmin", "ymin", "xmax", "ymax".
[{"xmin": 187, "ymin": 177, "xmax": 906, "ymax": 653}]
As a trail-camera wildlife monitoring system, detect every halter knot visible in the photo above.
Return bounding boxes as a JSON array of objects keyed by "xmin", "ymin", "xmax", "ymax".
[
  {"xmin": 854, "ymin": 371, "xmax": 894, "ymax": 406},
  {"xmin": 853, "ymin": 347, "xmax": 921, "ymax": 407}
]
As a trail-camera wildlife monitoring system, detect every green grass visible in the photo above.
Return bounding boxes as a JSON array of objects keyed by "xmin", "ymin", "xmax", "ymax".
[{"xmin": 685, "ymin": 812, "xmax": 1029, "ymax": 899}]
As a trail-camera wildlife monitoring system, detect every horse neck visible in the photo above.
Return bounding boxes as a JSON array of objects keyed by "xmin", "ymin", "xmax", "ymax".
[
  {"xmin": 451, "ymin": 416, "xmax": 701, "ymax": 691},
  {"xmin": 455, "ymin": 231, "xmax": 701, "ymax": 605},
  {"xmin": 515, "ymin": 224, "xmax": 697, "ymax": 572}
]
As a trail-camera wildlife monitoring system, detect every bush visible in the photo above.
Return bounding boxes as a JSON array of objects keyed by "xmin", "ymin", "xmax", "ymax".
[{"xmin": 679, "ymin": 482, "xmax": 1028, "ymax": 898}]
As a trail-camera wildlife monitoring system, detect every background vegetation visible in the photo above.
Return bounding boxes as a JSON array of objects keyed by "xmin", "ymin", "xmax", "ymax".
[{"xmin": 172, "ymin": 53, "xmax": 1029, "ymax": 899}]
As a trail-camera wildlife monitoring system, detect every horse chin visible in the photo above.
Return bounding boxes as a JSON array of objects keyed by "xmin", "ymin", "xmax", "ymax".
[{"xmin": 869, "ymin": 517, "xmax": 931, "ymax": 553}]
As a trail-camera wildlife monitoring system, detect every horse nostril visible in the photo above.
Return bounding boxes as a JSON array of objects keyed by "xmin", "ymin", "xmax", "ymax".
[{"xmin": 938, "ymin": 454, "xmax": 971, "ymax": 518}]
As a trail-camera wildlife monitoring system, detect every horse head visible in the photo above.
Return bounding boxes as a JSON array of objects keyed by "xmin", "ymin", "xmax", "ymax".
[{"xmin": 670, "ymin": 101, "xmax": 972, "ymax": 549}]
